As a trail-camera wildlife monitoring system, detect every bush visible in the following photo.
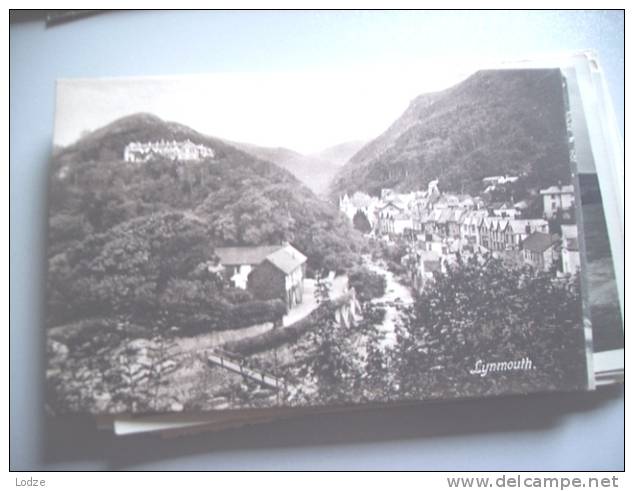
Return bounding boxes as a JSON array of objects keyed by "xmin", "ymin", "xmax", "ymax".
[
  {"xmin": 221, "ymin": 287, "xmax": 254, "ymax": 304},
  {"xmin": 381, "ymin": 241, "xmax": 408, "ymax": 263},
  {"xmin": 386, "ymin": 260, "xmax": 407, "ymax": 277},
  {"xmin": 227, "ymin": 299, "xmax": 287, "ymax": 328},
  {"xmin": 393, "ymin": 255, "xmax": 587, "ymax": 399},
  {"xmin": 348, "ymin": 266, "xmax": 387, "ymax": 302},
  {"xmin": 162, "ymin": 297, "xmax": 286, "ymax": 335},
  {"xmin": 223, "ymin": 303, "xmax": 332, "ymax": 355}
]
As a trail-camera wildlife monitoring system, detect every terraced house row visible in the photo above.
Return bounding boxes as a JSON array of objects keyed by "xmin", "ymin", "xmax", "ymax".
[{"xmin": 339, "ymin": 177, "xmax": 579, "ymax": 274}]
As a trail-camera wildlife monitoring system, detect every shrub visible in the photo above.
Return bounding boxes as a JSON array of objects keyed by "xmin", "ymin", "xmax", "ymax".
[
  {"xmin": 222, "ymin": 303, "xmax": 332, "ymax": 356},
  {"xmin": 221, "ymin": 287, "xmax": 254, "ymax": 304},
  {"xmin": 227, "ymin": 299, "xmax": 287, "ymax": 328},
  {"xmin": 348, "ymin": 266, "xmax": 387, "ymax": 302}
]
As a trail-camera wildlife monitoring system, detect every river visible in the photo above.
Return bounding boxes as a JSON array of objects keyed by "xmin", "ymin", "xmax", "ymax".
[{"xmin": 363, "ymin": 255, "xmax": 414, "ymax": 348}]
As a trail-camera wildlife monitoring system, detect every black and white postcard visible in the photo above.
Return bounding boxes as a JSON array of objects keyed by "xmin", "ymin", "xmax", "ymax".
[{"xmin": 46, "ymin": 66, "xmax": 607, "ymax": 417}]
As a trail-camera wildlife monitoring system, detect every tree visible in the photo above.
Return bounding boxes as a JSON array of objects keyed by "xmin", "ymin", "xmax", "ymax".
[
  {"xmin": 48, "ymin": 212, "xmax": 220, "ymax": 326},
  {"xmin": 348, "ymin": 266, "xmax": 386, "ymax": 302},
  {"xmin": 352, "ymin": 209, "xmax": 372, "ymax": 233},
  {"xmin": 391, "ymin": 254, "xmax": 586, "ymax": 400},
  {"xmin": 291, "ymin": 305, "xmax": 364, "ymax": 405},
  {"xmin": 314, "ymin": 271, "xmax": 331, "ymax": 304}
]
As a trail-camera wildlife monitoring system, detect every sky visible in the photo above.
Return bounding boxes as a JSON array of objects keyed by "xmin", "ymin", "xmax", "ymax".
[
  {"xmin": 48, "ymin": 10, "xmax": 623, "ymax": 155},
  {"xmin": 54, "ymin": 66, "xmax": 471, "ymax": 155}
]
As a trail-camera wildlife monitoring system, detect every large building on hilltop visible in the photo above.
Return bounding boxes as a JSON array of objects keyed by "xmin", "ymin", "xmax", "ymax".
[{"xmin": 123, "ymin": 139, "xmax": 215, "ymax": 162}]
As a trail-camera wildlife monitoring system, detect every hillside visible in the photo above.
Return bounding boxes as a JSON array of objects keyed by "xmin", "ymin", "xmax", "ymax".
[
  {"xmin": 222, "ymin": 140, "xmax": 304, "ymax": 169},
  {"xmin": 311, "ymin": 140, "xmax": 366, "ymax": 167},
  {"xmin": 226, "ymin": 139, "xmax": 365, "ymax": 196},
  {"xmin": 330, "ymin": 69, "xmax": 573, "ymax": 198},
  {"xmin": 49, "ymin": 114, "xmax": 360, "ymax": 288}
]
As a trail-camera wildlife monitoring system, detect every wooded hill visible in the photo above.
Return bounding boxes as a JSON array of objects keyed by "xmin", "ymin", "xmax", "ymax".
[
  {"xmin": 329, "ymin": 69, "xmax": 573, "ymax": 198},
  {"xmin": 48, "ymin": 114, "xmax": 365, "ymax": 329}
]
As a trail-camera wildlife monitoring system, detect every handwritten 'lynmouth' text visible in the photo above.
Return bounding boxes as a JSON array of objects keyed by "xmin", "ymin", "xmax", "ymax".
[{"xmin": 469, "ymin": 357, "xmax": 535, "ymax": 377}]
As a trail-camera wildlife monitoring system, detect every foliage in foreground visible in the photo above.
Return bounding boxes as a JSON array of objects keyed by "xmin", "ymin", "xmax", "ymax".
[
  {"xmin": 391, "ymin": 254, "xmax": 587, "ymax": 399},
  {"xmin": 282, "ymin": 255, "xmax": 586, "ymax": 406}
]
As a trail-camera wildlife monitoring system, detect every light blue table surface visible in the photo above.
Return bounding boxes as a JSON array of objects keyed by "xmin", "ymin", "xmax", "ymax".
[{"xmin": 10, "ymin": 10, "xmax": 624, "ymax": 471}]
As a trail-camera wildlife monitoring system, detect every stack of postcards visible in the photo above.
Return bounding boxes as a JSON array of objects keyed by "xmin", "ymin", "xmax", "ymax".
[{"xmin": 45, "ymin": 52, "xmax": 623, "ymax": 437}]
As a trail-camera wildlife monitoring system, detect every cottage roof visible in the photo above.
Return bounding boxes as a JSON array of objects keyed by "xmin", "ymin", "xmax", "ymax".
[
  {"xmin": 417, "ymin": 209, "xmax": 431, "ymax": 222},
  {"xmin": 489, "ymin": 201, "xmax": 512, "ymax": 210},
  {"xmin": 437, "ymin": 209, "xmax": 453, "ymax": 224},
  {"xmin": 483, "ymin": 216, "xmax": 497, "ymax": 229},
  {"xmin": 522, "ymin": 232, "xmax": 558, "ymax": 253},
  {"xmin": 216, "ymin": 244, "xmax": 307, "ymax": 274},
  {"xmin": 507, "ymin": 220, "xmax": 527, "ymax": 234},
  {"xmin": 452, "ymin": 209, "xmax": 466, "ymax": 222},
  {"xmin": 215, "ymin": 245, "xmax": 284, "ymax": 266},
  {"xmin": 462, "ymin": 211, "xmax": 487, "ymax": 226},
  {"xmin": 508, "ymin": 219, "xmax": 548, "ymax": 234},
  {"xmin": 497, "ymin": 219, "xmax": 510, "ymax": 231},
  {"xmin": 379, "ymin": 200, "xmax": 404, "ymax": 211},
  {"xmin": 264, "ymin": 245, "xmax": 307, "ymax": 274}
]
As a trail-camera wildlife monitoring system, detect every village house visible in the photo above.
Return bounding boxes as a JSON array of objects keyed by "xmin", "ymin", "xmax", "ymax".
[
  {"xmin": 490, "ymin": 202, "xmax": 522, "ymax": 219},
  {"xmin": 341, "ymin": 181, "xmax": 566, "ymax": 264},
  {"xmin": 513, "ymin": 199, "xmax": 530, "ymax": 215},
  {"xmin": 214, "ymin": 243, "xmax": 307, "ymax": 309},
  {"xmin": 338, "ymin": 192, "xmax": 381, "ymax": 227},
  {"xmin": 416, "ymin": 180, "xmax": 442, "ymax": 209},
  {"xmin": 496, "ymin": 219, "xmax": 513, "ymax": 251},
  {"xmin": 411, "ymin": 250, "xmax": 442, "ymax": 292},
  {"xmin": 478, "ymin": 217, "xmax": 495, "ymax": 250},
  {"xmin": 478, "ymin": 217, "xmax": 505, "ymax": 251},
  {"xmin": 432, "ymin": 192, "xmax": 476, "ymax": 211},
  {"xmin": 470, "ymin": 215, "xmax": 550, "ymax": 252},
  {"xmin": 429, "ymin": 209, "xmax": 451, "ymax": 238},
  {"xmin": 540, "ymin": 184, "xmax": 575, "ymax": 218},
  {"xmin": 377, "ymin": 201, "xmax": 413, "ymax": 235},
  {"xmin": 447, "ymin": 209, "xmax": 467, "ymax": 238},
  {"xmin": 341, "ymin": 188, "xmax": 424, "ymax": 236},
  {"xmin": 479, "ymin": 218, "xmax": 508, "ymax": 252},
  {"xmin": 459, "ymin": 210, "xmax": 488, "ymax": 246},
  {"xmin": 422, "ymin": 239, "xmax": 450, "ymax": 256},
  {"xmin": 521, "ymin": 232, "xmax": 560, "ymax": 271},
  {"xmin": 417, "ymin": 209, "xmax": 445, "ymax": 240},
  {"xmin": 507, "ymin": 219, "xmax": 549, "ymax": 248},
  {"xmin": 561, "ymin": 224, "xmax": 581, "ymax": 274},
  {"xmin": 123, "ymin": 139, "xmax": 215, "ymax": 163}
]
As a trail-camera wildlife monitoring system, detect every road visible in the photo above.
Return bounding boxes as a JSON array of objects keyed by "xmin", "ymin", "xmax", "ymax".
[{"xmin": 282, "ymin": 275, "xmax": 349, "ymax": 327}]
